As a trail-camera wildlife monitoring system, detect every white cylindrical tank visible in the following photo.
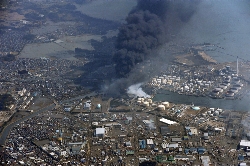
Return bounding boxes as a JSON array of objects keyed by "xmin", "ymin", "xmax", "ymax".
[
  {"xmin": 159, "ymin": 77, "xmax": 164, "ymax": 82},
  {"xmin": 152, "ymin": 80, "xmax": 157, "ymax": 84},
  {"xmin": 137, "ymin": 101, "xmax": 141, "ymax": 104},
  {"xmin": 143, "ymin": 101, "xmax": 149, "ymax": 107},
  {"xmin": 205, "ymin": 83, "xmax": 210, "ymax": 87},
  {"xmin": 162, "ymin": 79, "xmax": 167, "ymax": 84},
  {"xmin": 217, "ymin": 109, "xmax": 223, "ymax": 113},
  {"xmin": 214, "ymin": 111, "xmax": 219, "ymax": 116},
  {"xmin": 184, "ymin": 86, "xmax": 189, "ymax": 90},
  {"xmin": 157, "ymin": 79, "xmax": 161, "ymax": 83},
  {"xmin": 197, "ymin": 81, "xmax": 202, "ymax": 85},
  {"xmin": 148, "ymin": 99, "xmax": 152, "ymax": 104},
  {"xmin": 210, "ymin": 108, "xmax": 215, "ymax": 112},
  {"xmin": 141, "ymin": 98, "xmax": 144, "ymax": 102},
  {"xmin": 162, "ymin": 102, "xmax": 169, "ymax": 108},
  {"xmin": 158, "ymin": 105, "xmax": 165, "ymax": 111},
  {"xmin": 215, "ymin": 87, "xmax": 223, "ymax": 92}
]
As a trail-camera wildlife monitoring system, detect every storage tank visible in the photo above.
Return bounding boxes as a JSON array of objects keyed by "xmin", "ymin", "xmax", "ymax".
[
  {"xmin": 233, "ymin": 78, "xmax": 240, "ymax": 84},
  {"xmin": 158, "ymin": 105, "xmax": 165, "ymax": 111},
  {"xmin": 184, "ymin": 85, "xmax": 189, "ymax": 91},
  {"xmin": 148, "ymin": 99, "xmax": 153, "ymax": 104},
  {"xmin": 205, "ymin": 83, "xmax": 210, "ymax": 87},
  {"xmin": 219, "ymin": 84, "xmax": 227, "ymax": 89},
  {"xmin": 229, "ymin": 88, "xmax": 238, "ymax": 93},
  {"xmin": 167, "ymin": 81, "xmax": 172, "ymax": 85},
  {"xmin": 143, "ymin": 101, "xmax": 149, "ymax": 107},
  {"xmin": 233, "ymin": 84, "xmax": 242, "ymax": 90},
  {"xmin": 162, "ymin": 102, "xmax": 169, "ymax": 108},
  {"xmin": 157, "ymin": 79, "xmax": 161, "ymax": 83},
  {"xmin": 214, "ymin": 88, "xmax": 223, "ymax": 92},
  {"xmin": 137, "ymin": 101, "xmax": 142, "ymax": 104},
  {"xmin": 152, "ymin": 103, "xmax": 157, "ymax": 107},
  {"xmin": 138, "ymin": 98, "xmax": 142, "ymax": 101},
  {"xmin": 141, "ymin": 98, "xmax": 145, "ymax": 102},
  {"xmin": 96, "ymin": 104, "xmax": 101, "ymax": 109},
  {"xmin": 197, "ymin": 81, "xmax": 202, "ymax": 85},
  {"xmin": 162, "ymin": 79, "xmax": 167, "ymax": 84},
  {"xmin": 202, "ymin": 113, "xmax": 206, "ymax": 117},
  {"xmin": 226, "ymin": 92, "xmax": 234, "ymax": 97},
  {"xmin": 159, "ymin": 77, "xmax": 164, "ymax": 82},
  {"xmin": 210, "ymin": 108, "xmax": 215, "ymax": 112},
  {"xmin": 214, "ymin": 111, "xmax": 219, "ymax": 116},
  {"xmin": 217, "ymin": 109, "xmax": 223, "ymax": 113}
]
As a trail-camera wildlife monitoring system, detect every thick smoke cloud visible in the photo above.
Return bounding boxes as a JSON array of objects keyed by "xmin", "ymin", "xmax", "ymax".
[
  {"xmin": 113, "ymin": 10, "xmax": 166, "ymax": 77},
  {"xmin": 104, "ymin": 0, "xmax": 199, "ymax": 96},
  {"xmin": 113, "ymin": 0, "xmax": 198, "ymax": 78}
]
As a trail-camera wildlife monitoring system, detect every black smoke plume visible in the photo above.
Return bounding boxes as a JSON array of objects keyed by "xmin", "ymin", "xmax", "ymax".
[
  {"xmin": 113, "ymin": 0, "xmax": 198, "ymax": 78},
  {"xmin": 113, "ymin": 10, "xmax": 166, "ymax": 77}
]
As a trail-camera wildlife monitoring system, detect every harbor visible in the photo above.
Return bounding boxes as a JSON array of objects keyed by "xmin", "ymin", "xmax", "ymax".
[{"xmin": 141, "ymin": 46, "xmax": 250, "ymax": 111}]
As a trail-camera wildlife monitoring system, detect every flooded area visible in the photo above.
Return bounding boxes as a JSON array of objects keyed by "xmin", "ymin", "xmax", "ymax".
[
  {"xmin": 74, "ymin": 0, "xmax": 137, "ymax": 22},
  {"xmin": 31, "ymin": 21, "xmax": 76, "ymax": 35},
  {"xmin": 19, "ymin": 34, "xmax": 103, "ymax": 60}
]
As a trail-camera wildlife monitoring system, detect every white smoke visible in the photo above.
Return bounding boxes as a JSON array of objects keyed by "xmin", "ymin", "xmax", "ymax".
[
  {"xmin": 127, "ymin": 83, "xmax": 150, "ymax": 98},
  {"xmin": 242, "ymin": 115, "xmax": 250, "ymax": 138}
]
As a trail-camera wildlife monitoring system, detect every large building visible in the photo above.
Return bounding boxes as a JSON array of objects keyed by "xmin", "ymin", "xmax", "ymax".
[{"xmin": 95, "ymin": 128, "xmax": 105, "ymax": 137}]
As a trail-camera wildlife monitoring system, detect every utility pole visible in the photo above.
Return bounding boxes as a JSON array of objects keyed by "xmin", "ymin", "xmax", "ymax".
[{"xmin": 237, "ymin": 56, "xmax": 239, "ymax": 76}]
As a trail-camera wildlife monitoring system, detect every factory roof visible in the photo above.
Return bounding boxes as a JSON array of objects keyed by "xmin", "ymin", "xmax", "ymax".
[
  {"xmin": 159, "ymin": 118, "xmax": 178, "ymax": 125},
  {"xmin": 96, "ymin": 128, "xmax": 105, "ymax": 135},
  {"xmin": 192, "ymin": 106, "xmax": 200, "ymax": 110},
  {"xmin": 168, "ymin": 143, "xmax": 179, "ymax": 148},
  {"xmin": 143, "ymin": 120, "xmax": 152, "ymax": 124},
  {"xmin": 240, "ymin": 140, "xmax": 250, "ymax": 147},
  {"xmin": 147, "ymin": 139, "xmax": 154, "ymax": 145}
]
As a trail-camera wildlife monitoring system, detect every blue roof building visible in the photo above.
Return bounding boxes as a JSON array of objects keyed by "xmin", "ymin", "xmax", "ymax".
[
  {"xmin": 185, "ymin": 148, "xmax": 190, "ymax": 154},
  {"xmin": 238, "ymin": 155, "xmax": 244, "ymax": 161},
  {"xmin": 197, "ymin": 147, "xmax": 206, "ymax": 154},
  {"xmin": 139, "ymin": 140, "xmax": 146, "ymax": 149}
]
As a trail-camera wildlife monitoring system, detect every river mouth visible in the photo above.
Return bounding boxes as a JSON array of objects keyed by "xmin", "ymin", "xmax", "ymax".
[{"xmin": 153, "ymin": 89, "xmax": 250, "ymax": 111}]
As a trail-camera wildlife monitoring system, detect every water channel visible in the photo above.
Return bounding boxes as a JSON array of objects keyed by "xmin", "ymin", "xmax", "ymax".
[{"xmin": 153, "ymin": 90, "xmax": 250, "ymax": 111}]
